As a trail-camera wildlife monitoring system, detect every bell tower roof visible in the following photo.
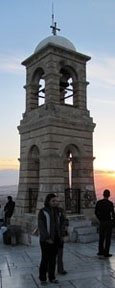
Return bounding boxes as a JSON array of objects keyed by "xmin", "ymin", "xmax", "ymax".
[{"xmin": 34, "ymin": 35, "xmax": 76, "ymax": 53}]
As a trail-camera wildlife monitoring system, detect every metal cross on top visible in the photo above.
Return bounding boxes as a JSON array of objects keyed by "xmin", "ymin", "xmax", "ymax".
[
  {"xmin": 50, "ymin": 4, "xmax": 60, "ymax": 36},
  {"xmin": 50, "ymin": 21, "xmax": 60, "ymax": 35}
]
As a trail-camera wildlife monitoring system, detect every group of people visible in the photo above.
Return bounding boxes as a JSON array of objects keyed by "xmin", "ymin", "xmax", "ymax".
[
  {"xmin": 0, "ymin": 190, "xmax": 114, "ymax": 286},
  {"xmin": 0, "ymin": 196, "xmax": 15, "ymax": 226},
  {"xmin": 38, "ymin": 190, "xmax": 115, "ymax": 286}
]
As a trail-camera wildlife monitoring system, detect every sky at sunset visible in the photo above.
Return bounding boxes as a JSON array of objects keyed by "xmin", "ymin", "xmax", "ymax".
[{"xmin": 0, "ymin": 0, "xmax": 115, "ymax": 197}]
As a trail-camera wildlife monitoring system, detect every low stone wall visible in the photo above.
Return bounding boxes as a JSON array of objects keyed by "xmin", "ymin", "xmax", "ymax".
[{"xmin": 20, "ymin": 232, "xmax": 39, "ymax": 246}]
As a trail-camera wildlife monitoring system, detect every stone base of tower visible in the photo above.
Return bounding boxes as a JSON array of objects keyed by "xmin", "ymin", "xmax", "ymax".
[
  {"xmin": 11, "ymin": 195, "xmax": 97, "ymax": 246},
  {"xmin": 11, "ymin": 212, "xmax": 98, "ymax": 246},
  {"xmin": 11, "ymin": 187, "xmax": 96, "ymax": 240},
  {"xmin": 11, "ymin": 212, "xmax": 37, "ymax": 234}
]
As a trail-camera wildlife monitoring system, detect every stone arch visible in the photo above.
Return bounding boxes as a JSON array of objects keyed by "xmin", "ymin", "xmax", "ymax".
[
  {"xmin": 59, "ymin": 65, "xmax": 78, "ymax": 106},
  {"xmin": 32, "ymin": 67, "xmax": 44, "ymax": 83},
  {"xmin": 62, "ymin": 144, "xmax": 80, "ymax": 189},
  {"xmin": 60, "ymin": 138, "xmax": 86, "ymax": 159},
  {"xmin": 25, "ymin": 145, "xmax": 39, "ymax": 213},
  {"xmin": 58, "ymin": 61, "xmax": 78, "ymax": 81},
  {"xmin": 62, "ymin": 143, "xmax": 83, "ymax": 213},
  {"xmin": 31, "ymin": 67, "xmax": 45, "ymax": 107},
  {"xmin": 25, "ymin": 139, "xmax": 42, "ymax": 160}
]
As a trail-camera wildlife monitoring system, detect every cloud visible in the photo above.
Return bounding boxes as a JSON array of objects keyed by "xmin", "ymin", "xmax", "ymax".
[
  {"xmin": 92, "ymin": 98, "xmax": 115, "ymax": 105},
  {"xmin": 95, "ymin": 169, "xmax": 115, "ymax": 175},
  {"xmin": 107, "ymin": 171, "xmax": 115, "ymax": 175},
  {"xmin": 0, "ymin": 158, "xmax": 19, "ymax": 170},
  {"xmin": 94, "ymin": 170, "xmax": 106, "ymax": 175},
  {"xmin": 0, "ymin": 53, "xmax": 25, "ymax": 74},
  {"xmin": 88, "ymin": 54, "xmax": 115, "ymax": 87}
]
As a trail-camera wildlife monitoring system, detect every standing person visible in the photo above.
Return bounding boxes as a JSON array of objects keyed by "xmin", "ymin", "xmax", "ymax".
[
  {"xmin": 4, "ymin": 196, "xmax": 15, "ymax": 225},
  {"xmin": 55, "ymin": 197, "xmax": 68, "ymax": 275},
  {"xmin": 38, "ymin": 193, "xmax": 64, "ymax": 286},
  {"xmin": 95, "ymin": 189, "xmax": 115, "ymax": 257}
]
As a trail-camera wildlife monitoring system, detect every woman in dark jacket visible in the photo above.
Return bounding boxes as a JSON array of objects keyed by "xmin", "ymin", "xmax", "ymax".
[{"xmin": 38, "ymin": 193, "xmax": 64, "ymax": 286}]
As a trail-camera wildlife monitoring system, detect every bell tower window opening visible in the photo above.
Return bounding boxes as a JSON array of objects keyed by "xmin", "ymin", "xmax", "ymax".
[
  {"xmin": 68, "ymin": 151, "xmax": 73, "ymax": 189},
  {"xmin": 64, "ymin": 78, "xmax": 73, "ymax": 105},
  {"xmin": 60, "ymin": 68, "xmax": 73, "ymax": 105},
  {"xmin": 38, "ymin": 78, "xmax": 45, "ymax": 106}
]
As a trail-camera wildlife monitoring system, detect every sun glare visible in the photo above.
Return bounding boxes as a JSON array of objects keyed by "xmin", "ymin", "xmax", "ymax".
[
  {"xmin": 109, "ymin": 172, "xmax": 115, "ymax": 178},
  {"xmin": 94, "ymin": 154, "xmax": 115, "ymax": 172}
]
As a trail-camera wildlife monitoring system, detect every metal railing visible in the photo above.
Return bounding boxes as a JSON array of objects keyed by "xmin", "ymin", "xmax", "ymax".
[{"xmin": 65, "ymin": 188, "xmax": 81, "ymax": 214}]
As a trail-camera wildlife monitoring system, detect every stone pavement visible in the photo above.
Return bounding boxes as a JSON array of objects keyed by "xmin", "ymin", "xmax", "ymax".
[{"xmin": 1, "ymin": 239, "xmax": 115, "ymax": 288}]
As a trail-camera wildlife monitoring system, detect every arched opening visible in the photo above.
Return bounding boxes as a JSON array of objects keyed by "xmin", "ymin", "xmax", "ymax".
[
  {"xmin": 60, "ymin": 68, "xmax": 74, "ymax": 105},
  {"xmin": 25, "ymin": 145, "xmax": 39, "ymax": 213},
  {"xmin": 64, "ymin": 150, "xmax": 73, "ymax": 196},
  {"xmin": 32, "ymin": 68, "xmax": 45, "ymax": 108},
  {"xmin": 64, "ymin": 145, "xmax": 80, "ymax": 213},
  {"xmin": 38, "ymin": 78, "xmax": 45, "ymax": 106},
  {"xmin": 68, "ymin": 151, "xmax": 72, "ymax": 189}
]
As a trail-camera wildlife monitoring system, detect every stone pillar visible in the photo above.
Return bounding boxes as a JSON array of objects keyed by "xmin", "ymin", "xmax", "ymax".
[
  {"xmin": 44, "ymin": 72, "xmax": 60, "ymax": 104},
  {"xmin": 25, "ymin": 84, "xmax": 38, "ymax": 112},
  {"xmin": 78, "ymin": 156, "xmax": 96, "ymax": 213},
  {"xmin": 73, "ymin": 81, "xmax": 87, "ymax": 109},
  {"xmin": 36, "ymin": 154, "xmax": 65, "ymax": 211}
]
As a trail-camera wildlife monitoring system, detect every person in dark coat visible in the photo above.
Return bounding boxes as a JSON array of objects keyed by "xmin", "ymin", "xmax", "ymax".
[
  {"xmin": 38, "ymin": 193, "xmax": 65, "ymax": 286},
  {"xmin": 56, "ymin": 197, "xmax": 68, "ymax": 275},
  {"xmin": 95, "ymin": 189, "xmax": 115, "ymax": 257},
  {"xmin": 4, "ymin": 196, "xmax": 15, "ymax": 225}
]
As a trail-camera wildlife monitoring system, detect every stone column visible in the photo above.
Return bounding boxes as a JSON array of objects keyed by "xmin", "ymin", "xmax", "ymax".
[
  {"xmin": 25, "ymin": 84, "xmax": 38, "ymax": 112},
  {"xmin": 73, "ymin": 80, "xmax": 87, "ymax": 109},
  {"xmin": 44, "ymin": 72, "xmax": 60, "ymax": 104},
  {"xmin": 36, "ymin": 154, "xmax": 65, "ymax": 211},
  {"xmin": 78, "ymin": 156, "xmax": 95, "ymax": 211}
]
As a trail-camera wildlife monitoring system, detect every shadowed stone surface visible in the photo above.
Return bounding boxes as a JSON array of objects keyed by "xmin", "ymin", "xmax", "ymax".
[{"xmin": 0, "ymin": 239, "xmax": 115, "ymax": 287}]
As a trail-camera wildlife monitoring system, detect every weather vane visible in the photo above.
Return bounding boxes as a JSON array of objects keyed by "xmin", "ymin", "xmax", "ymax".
[{"xmin": 50, "ymin": 2, "xmax": 60, "ymax": 35}]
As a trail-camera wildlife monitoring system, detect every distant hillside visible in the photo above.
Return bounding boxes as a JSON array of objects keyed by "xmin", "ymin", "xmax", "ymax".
[
  {"xmin": 0, "ymin": 185, "xmax": 18, "ymax": 206},
  {"xmin": 0, "ymin": 182, "xmax": 114, "ymax": 207},
  {"xmin": 0, "ymin": 169, "xmax": 19, "ymax": 186}
]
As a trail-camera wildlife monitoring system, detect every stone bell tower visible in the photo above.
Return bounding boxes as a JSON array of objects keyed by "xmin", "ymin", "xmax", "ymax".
[{"xmin": 14, "ymin": 24, "xmax": 96, "ymax": 233}]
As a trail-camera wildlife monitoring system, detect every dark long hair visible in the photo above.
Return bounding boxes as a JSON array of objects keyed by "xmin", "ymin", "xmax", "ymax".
[{"xmin": 44, "ymin": 193, "xmax": 57, "ymax": 207}]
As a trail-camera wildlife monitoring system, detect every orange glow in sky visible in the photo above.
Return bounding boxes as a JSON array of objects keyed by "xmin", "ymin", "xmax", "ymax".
[
  {"xmin": 94, "ymin": 169, "xmax": 115, "ymax": 203},
  {"xmin": 0, "ymin": 159, "xmax": 19, "ymax": 170}
]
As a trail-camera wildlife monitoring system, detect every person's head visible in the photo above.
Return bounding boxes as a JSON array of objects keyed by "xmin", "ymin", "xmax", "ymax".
[
  {"xmin": 7, "ymin": 196, "xmax": 12, "ymax": 202},
  {"xmin": 103, "ymin": 189, "xmax": 110, "ymax": 199},
  {"xmin": 44, "ymin": 193, "xmax": 58, "ymax": 208}
]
